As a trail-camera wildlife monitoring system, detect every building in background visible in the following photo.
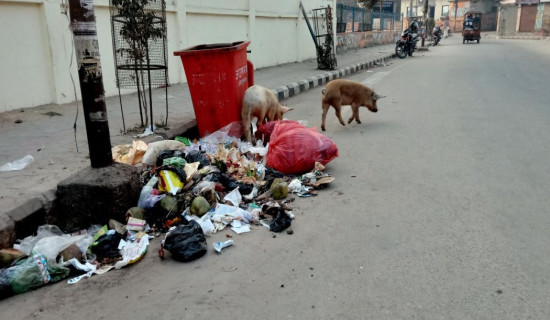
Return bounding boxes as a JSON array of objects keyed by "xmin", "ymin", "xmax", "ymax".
[
  {"xmin": 0, "ymin": 0, "xmax": 335, "ymax": 112},
  {"xmin": 335, "ymin": 0, "xmax": 403, "ymax": 52},
  {"xmin": 497, "ymin": 0, "xmax": 550, "ymax": 36},
  {"xmin": 400, "ymin": 0, "xmax": 498, "ymax": 31}
]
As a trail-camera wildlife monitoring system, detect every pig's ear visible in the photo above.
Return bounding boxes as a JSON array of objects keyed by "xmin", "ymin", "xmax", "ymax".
[
  {"xmin": 281, "ymin": 106, "xmax": 294, "ymax": 113},
  {"xmin": 373, "ymin": 92, "xmax": 386, "ymax": 101}
]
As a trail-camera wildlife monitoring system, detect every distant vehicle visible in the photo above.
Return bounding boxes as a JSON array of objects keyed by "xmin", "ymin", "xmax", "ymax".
[
  {"xmin": 396, "ymin": 20, "xmax": 419, "ymax": 59},
  {"xmin": 462, "ymin": 12, "xmax": 481, "ymax": 44},
  {"xmin": 433, "ymin": 26, "xmax": 442, "ymax": 46}
]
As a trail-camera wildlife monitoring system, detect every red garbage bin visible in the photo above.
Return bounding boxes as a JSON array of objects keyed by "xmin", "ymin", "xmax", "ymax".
[{"xmin": 174, "ymin": 41, "xmax": 254, "ymax": 137}]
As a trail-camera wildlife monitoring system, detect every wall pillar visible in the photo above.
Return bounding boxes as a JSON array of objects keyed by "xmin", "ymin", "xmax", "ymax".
[{"xmin": 516, "ymin": 4, "xmax": 522, "ymax": 32}]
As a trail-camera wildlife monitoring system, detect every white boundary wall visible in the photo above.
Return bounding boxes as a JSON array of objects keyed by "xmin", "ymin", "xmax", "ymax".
[{"xmin": 0, "ymin": 0, "xmax": 335, "ymax": 112}]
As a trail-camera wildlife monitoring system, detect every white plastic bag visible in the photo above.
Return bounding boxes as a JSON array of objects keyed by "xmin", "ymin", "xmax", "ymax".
[
  {"xmin": 18, "ymin": 225, "xmax": 65, "ymax": 255},
  {"xmin": 0, "ymin": 155, "xmax": 34, "ymax": 172},
  {"xmin": 33, "ymin": 234, "xmax": 92, "ymax": 262},
  {"xmin": 142, "ymin": 140, "xmax": 186, "ymax": 166},
  {"xmin": 223, "ymin": 188, "xmax": 242, "ymax": 207}
]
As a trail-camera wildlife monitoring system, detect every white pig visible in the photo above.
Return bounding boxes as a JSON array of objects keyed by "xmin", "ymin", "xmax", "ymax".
[{"xmin": 241, "ymin": 85, "xmax": 293, "ymax": 142}]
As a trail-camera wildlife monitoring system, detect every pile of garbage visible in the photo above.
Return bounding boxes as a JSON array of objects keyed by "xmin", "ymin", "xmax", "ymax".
[{"xmin": 0, "ymin": 120, "xmax": 338, "ymax": 300}]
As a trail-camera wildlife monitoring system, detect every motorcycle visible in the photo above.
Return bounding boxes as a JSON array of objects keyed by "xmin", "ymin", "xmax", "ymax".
[
  {"xmin": 395, "ymin": 27, "xmax": 418, "ymax": 59},
  {"xmin": 432, "ymin": 26, "xmax": 442, "ymax": 46}
]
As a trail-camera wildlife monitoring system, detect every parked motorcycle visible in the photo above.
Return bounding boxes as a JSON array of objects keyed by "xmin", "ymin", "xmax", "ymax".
[
  {"xmin": 432, "ymin": 26, "xmax": 442, "ymax": 46},
  {"xmin": 395, "ymin": 27, "xmax": 418, "ymax": 59}
]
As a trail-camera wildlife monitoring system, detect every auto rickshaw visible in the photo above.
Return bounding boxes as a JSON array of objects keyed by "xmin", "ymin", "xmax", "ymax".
[{"xmin": 462, "ymin": 12, "xmax": 481, "ymax": 44}]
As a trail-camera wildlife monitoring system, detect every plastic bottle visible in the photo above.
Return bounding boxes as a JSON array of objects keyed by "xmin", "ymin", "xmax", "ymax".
[{"xmin": 0, "ymin": 155, "xmax": 34, "ymax": 172}]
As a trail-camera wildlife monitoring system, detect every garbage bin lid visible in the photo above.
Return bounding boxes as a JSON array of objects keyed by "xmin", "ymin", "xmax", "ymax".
[{"xmin": 174, "ymin": 41, "xmax": 250, "ymax": 56}]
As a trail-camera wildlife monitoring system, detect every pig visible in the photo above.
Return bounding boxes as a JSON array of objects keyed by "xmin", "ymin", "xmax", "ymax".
[
  {"xmin": 241, "ymin": 85, "xmax": 293, "ymax": 142},
  {"xmin": 321, "ymin": 79, "xmax": 385, "ymax": 131}
]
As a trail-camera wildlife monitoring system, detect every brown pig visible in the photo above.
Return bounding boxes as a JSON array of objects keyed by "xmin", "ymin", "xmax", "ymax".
[
  {"xmin": 321, "ymin": 79, "xmax": 385, "ymax": 131},
  {"xmin": 241, "ymin": 85, "xmax": 293, "ymax": 142}
]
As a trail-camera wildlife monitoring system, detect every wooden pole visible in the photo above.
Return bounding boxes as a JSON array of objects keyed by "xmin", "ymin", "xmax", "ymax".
[{"xmin": 68, "ymin": 0, "xmax": 112, "ymax": 168}]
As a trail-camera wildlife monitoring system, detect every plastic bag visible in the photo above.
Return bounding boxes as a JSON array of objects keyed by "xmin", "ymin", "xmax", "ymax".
[
  {"xmin": 18, "ymin": 225, "xmax": 65, "ymax": 255},
  {"xmin": 17, "ymin": 225, "xmax": 91, "ymax": 262},
  {"xmin": 114, "ymin": 237, "xmax": 149, "ymax": 269},
  {"xmin": 91, "ymin": 232, "xmax": 123, "ymax": 260},
  {"xmin": 0, "ymin": 155, "xmax": 34, "ymax": 172},
  {"xmin": 162, "ymin": 221, "xmax": 207, "ymax": 262},
  {"xmin": 157, "ymin": 169, "xmax": 184, "ymax": 195},
  {"xmin": 184, "ymin": 150, "xmax": 210, "ymax": 169},
  {"xmin": 32, "ymin": 234, "xmax": 92, "ymax": 263},
  {"xmin": 142, "ymin": 140, "xmax": 186, "ymax": 166},
  {"xmin": 201, "ymin": 121, "xmax": 243, "ymax": 145},
  {"xmin": 137, "ymin": 176, "xmax": 158, "ymax": 208},
  {"xmin": 0, "ymin": 254, "xmax": 69, "ymax": 298},
  {"xmin": 112, "ymin": 140, "xmax": 147, "ymax": 165},
  {"xmin": 263, "ymin": 206, "xmax": 292, "ymax": 233},
  {"xmin": 266, "ymin": 121, "xmax": 338, "ymax": 175},
  {"xmin": 156, "ymin": 150, "xmax": 185, "ymax": 167}
]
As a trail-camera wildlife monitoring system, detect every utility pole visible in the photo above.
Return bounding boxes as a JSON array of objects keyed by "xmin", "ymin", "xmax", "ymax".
[{"xmin": 68, "ymin": 0, "xmax": 112, "ymax": 168}]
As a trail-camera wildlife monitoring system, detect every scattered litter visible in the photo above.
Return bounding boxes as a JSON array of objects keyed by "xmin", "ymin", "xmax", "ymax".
[
  {"xmin": 1, "ymin": 116, "xmax": 340, "ymax": 299},
  {"xmin": 115, "ymin": 236, "xmax": 149, "ymax": 269},
  {"xmin": 213, "ymin": 239, "xmax": 233, "ymax": 253},
  {"xmin": 0, "ymin": 155, "xmax": 34, "ymax": 172},
  {"xmin": 126, "ymin": 217, "xmax": 146, "ymax": 231},
  {"xmin": 112, "ymin": 140, "xmax": 147, "ymax": 165},
  {"xmin": 230, "ymin": 220, "xmax": 251, "ymax": 234},
  {"xmin": 162, "ymin": 221, "xmax": 207, "ymax": 262},
  {"xmin": 137, "ymin": 125, "xmax": 157, "ymax": 138},
  {"xmin": 42, "ymin": 111, "xmax": 63, "ymax": 117}
]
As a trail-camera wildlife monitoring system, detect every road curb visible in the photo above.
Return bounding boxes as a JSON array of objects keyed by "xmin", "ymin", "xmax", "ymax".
[
  {"xmin": 274, "ymin": 53, "xmax": 396, "ymax": 101},
  {"xmin": 0, "ymin": 52, "xmax": 397, "ymax": 248}
]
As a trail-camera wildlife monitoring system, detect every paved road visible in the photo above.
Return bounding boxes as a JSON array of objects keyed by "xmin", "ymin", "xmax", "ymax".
[{"xmin": 2, "ymin": 37, "xmax": 549, "ymax": 319}]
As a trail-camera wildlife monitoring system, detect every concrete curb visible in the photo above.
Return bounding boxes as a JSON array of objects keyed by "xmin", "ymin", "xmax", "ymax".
[
  {"xmin": 273, "ymin": 53, "xmax": 396, "ymax": 101},
  {"xmin": 0, "ymin": 52, "xmax": 397, "ymax": 248}
]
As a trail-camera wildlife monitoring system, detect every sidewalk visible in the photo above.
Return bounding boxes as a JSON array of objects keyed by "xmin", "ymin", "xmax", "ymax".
[{"xmin": 0, "ymin": 43, "xmax": 396, "ymax": 246}]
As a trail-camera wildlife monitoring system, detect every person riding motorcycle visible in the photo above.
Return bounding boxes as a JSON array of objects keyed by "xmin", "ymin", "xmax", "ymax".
[{"xmin": 410, "ymin": 19, "xmax": 419, "ymax": 34}]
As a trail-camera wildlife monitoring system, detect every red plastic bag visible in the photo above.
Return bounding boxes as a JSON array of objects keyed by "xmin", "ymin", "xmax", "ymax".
[{"xmin": 266, "ymin": 121, "xmax": 338, "ymax": 175}]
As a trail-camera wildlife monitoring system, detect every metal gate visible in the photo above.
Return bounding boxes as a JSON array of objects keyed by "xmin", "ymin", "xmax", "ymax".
[{"xmin": 519, "ymin": 4, "xmax": 537, "ymax": 32}]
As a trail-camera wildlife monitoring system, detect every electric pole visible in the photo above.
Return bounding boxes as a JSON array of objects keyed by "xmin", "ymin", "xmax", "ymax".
[{"xmin": 68, "ymin": 0, "xmax": 112, "ymax": 168}]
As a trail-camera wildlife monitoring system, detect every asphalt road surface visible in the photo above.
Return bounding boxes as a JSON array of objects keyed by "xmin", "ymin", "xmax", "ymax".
[{"xmin": 2, "ymin": 37, "xmax": 549, "ymax": 320}]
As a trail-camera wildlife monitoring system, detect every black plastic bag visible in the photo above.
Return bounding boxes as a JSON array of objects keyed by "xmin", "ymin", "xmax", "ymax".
[
  {"xmin": 163, "ymin": 221, "xmax": 207, "ymax": 262},
  {"xmin": 156, "ymin": 150, "xmax": 185, "ymax": 167},
  {"xmin": 209, "ymin": 173, "xmax": 252, "ymax": 195},
  {"xmin": 185, "ymin": 150, "xmax": 209, "ymax": 169},
  {"xmin": 263, "ymin": 206, "xmax": 292, "ymax": 232},
  {"xmin": 91, "ymin": 233, "xmax": 122, "ymax": 259}
]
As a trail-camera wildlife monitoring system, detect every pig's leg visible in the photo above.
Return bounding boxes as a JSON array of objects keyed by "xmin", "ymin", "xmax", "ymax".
[
  {"xmin": 349, "ymin": 104, "xmax": 361, "ymax": 124},
  {"xmin": 242, "ymin": 108, "xmax": 253, "ymax": 142},
  {"xmin": 355, "ymin": 104, "xmax": 362, "ymax": 124},
  {"xmin": 333, "ymin": 102, "xmax": 346, "ymax": 127},
  {"xmin": 321, "ymin": 101, "xmax": 330, "ymax": 131}
]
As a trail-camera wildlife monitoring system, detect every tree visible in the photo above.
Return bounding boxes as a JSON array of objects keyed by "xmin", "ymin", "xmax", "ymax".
[{"xmin": 112, "ymin": 0, "xmax": 164, "ymax": 131}]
